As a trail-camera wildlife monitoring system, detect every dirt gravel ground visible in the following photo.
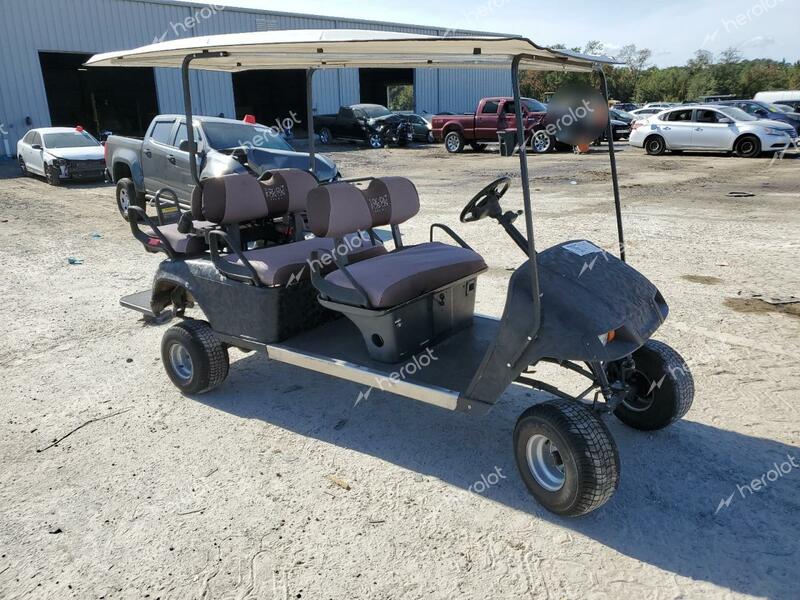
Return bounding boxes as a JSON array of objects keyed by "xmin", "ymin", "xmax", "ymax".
[{"xmin": 1, "ymin": 141, "xmax": 798, "ymax": 600}]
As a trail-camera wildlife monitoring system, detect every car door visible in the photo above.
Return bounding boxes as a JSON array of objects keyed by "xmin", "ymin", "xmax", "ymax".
[
  {"xmin": 692, "ymin": 109, "xmax": 736, "ymax": 150},
  {"xmin": 28, "ymin": 132, "xmax": 45, "ymax": 174},
  {"xmin": 475, "ymin": 100, "xmax": 501, "ymax": 140},
  {"xmin": 411, "ymin": 115, "xmax": 427, "ymax": 140},
  {"xmin": 169, "ymin": 121, "xmax": 206, "ymax": 203},
  {"xmin": 142, "ymin": 118, "xmax": 177, "ymax": 194},
  {"xmin": 659, "ymin": 109, "xmax": 694, "ymax": 148},
  {"xmin": 336, "ymin": 107, "xmax": 357, "ymax": 139}
]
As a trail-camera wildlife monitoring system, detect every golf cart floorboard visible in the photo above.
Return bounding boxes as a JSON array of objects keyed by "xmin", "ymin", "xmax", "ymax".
[
  {"xmin": 120, "ymin": 290, "xmax": 157, "ymax": 317},
  {"xmin": 266, "ymin": 315, "xmax": 500, "ymax": 410}
]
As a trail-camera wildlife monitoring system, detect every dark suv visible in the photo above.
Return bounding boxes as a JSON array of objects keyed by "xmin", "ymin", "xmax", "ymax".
[{"xmin": 714, "ymin": 100, "xmax": 800, "ymax": 135}]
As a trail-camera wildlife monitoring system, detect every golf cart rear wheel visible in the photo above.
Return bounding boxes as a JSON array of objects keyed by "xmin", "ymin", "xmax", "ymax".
[
  {"xmin": 161, "ymin": 319, "xmax": 229, "ymax": 394},
  {"xmin": 735, "ymin": 135, "xmax": 761, "ymax": 158},
  {"xmin": 609, "ymin": 340, "xmax": 694, "ymax": 431},
  {"xmin": 514, "ymin": 400, "xmax": 620, "ymax": 517},
  {"xmin": 644, "ymin": 135, "xmax": 666, "ymax": 155},
  {"xmin": 444, "ymin": 131, "xmax": 465, "ymax": 153}
]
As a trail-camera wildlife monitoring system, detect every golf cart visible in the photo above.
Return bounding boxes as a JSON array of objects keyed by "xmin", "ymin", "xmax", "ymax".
[{"xmin": 88, "ymin": 30, "xmax": 693, "ymax": 517}]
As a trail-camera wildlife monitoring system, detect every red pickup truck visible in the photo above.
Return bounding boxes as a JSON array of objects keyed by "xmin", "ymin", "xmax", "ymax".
[{"xmin": 431, "ymin": 97, "xmax": 551, "ymax": 154}]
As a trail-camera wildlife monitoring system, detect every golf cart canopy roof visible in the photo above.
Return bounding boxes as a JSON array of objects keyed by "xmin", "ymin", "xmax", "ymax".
[{"xmin": 85, "ymin": 29, "xmax": 615, "ymax": 72}]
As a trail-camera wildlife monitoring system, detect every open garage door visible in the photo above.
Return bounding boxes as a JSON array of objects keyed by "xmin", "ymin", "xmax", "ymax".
[
  {"xmin": 232, "ymin": 70, "xmax": 307, "ymax": 133},
  {"xmin": 39, "ymin": 52, "xmax": 158, "ymax": 139},
  {"xmin": 359, "ymin": 69, "xmax": 414, "ymax": 111}
]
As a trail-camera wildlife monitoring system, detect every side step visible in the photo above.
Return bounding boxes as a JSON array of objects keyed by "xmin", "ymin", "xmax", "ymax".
[{"xmin": 120, "ymin": 290, "xmax": 158, "ymax": 318}]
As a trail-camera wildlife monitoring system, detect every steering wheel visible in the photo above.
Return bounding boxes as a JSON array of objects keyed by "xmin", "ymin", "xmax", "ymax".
[{"xmin": 460, "ymin": 176, "xmax": 511, "ymax": 223}]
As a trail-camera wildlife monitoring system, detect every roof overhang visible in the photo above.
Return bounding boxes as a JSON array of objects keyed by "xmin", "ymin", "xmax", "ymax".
[{"xmin": 85, "ymin": 29, "xmax": 616, "ymax": 72}]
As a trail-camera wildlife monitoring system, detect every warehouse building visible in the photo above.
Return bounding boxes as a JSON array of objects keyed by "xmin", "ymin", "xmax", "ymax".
[{"xmin": 0, "ymin": 0, "xmax": 515, "ymax": 155}]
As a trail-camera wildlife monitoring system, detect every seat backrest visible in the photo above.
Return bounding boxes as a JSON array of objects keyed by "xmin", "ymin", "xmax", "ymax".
[
  {"xmin": 200, "ymin": 169, "xmax": 318, "ymax": 225},
  {"xmin": 307, "ymin": 177, "xmax": 419, "ymax": 238}
]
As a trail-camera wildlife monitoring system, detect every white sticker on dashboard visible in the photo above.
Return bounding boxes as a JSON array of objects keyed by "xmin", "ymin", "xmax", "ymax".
[{"xmin": 563, "ymin": 241, "xmax": 602, "ymax": 256}]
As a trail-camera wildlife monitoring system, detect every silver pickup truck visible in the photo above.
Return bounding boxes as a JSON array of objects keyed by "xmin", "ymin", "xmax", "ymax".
[{"xmin": 105, "ymin": 115, "xmax": 338, "ymax": 219}]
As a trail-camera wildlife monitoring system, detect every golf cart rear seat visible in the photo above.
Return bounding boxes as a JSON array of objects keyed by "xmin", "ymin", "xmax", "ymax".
[
  {"xmin": 129, "ymin": 187, "xmax": 215, "ymax": 257},
  {"xmin": 307, "ymin": 177, "xmax": 487, "ymax": 362},
  {"xmin": 204, "ymin": 170, "xmax": 385, "ymax": 287}
]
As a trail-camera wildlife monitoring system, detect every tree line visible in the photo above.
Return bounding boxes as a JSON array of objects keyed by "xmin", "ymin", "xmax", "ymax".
[{"xmin": 520, "ymin": 43, "xmax": 800, "ymax": 103}]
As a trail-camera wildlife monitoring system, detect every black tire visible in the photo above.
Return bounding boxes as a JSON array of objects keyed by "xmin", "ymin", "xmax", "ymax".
[
  {"xmin": 318, "ymin": 127, "xmax": 332, "ymax": 144},
  {"xmin": 444, "ymin": 130, "xmax": 465, "ymax": 153},
  {"xmin": 367, "ymin": 132, "xmax": 384, "ymax": 149},
  {"xmin": 530, "ymin": 130, "xmax": 554, "ymax": 154},
  {"xmin": 514, "ymin": 400, "xmax": 620, "ymax": 517},
  {"xmin": 644, "ymin": 135, "xmax": 666, "ymax": 155},
  {"xmin": 116, "ymin": 177, "xmax": 145, "ymax": 221},
  {"xmin": 734, "ymin": 135, "xmax": 761, "ymax": 158},
  {"xmin": 470, "ymin": 142, "xmax": 487, "ymax": 152},
  {"xmin": 609, "ymin": 340, "xmax": 694, "ymax": 431},
  {"xmin": 19, "ymin": 158, "xmax": 29, "ymax": 177},
  {"xmin": 161, "ymin": 319, "xmax": 229, "ymax": 394},
  {"xmin": 46, "ymin": 165, "xmax": 62, "ymax": 186},
  {"xmin": 427, "ymin": 131, "xmax": 435, "ymax": 144}
]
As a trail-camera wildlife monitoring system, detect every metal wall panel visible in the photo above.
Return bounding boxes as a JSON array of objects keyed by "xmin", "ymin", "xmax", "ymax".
[{"xmin": 0, "ymin": 0, "xmax": 514, "ymax": 153}]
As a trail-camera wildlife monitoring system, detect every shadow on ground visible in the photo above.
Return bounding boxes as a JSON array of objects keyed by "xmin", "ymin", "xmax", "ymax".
[{"xmin": 190, "ymin": 351, "xmax": 798, "ymax": 599}]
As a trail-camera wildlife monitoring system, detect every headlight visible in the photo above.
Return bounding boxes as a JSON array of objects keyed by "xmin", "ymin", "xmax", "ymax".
[{"xmin": 764, "ymin": 127, "xmax": 789, "ymax": 136}]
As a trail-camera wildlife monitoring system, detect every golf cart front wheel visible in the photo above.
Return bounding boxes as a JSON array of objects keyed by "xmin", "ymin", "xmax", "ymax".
[
  {"xmin": 161, "ymin": 319, "xmax": 229, "ymax": 394},
  {"xmin": 609, "ymin": 340, "xmax": 694, "ymax": 431},
  {"xmin": 514, "ymin": 400, "xmax": 620, "ymax": 517}
]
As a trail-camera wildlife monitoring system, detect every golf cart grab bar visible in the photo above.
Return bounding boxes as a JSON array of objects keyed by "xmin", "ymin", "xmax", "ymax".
[
  {"xmin": 207, "ymin": 229, "xmax": 264, "ymax": 287},
  {"xmin": 429, "ymin": 223, "xmax": 473, "ymax": 250},
  {"xmin": 152, "ymin": 187, "xmax": 181, "ymax": 225},
  {"xmin": 127, "ymin": 205, "xmax": 177, "ymax": 259}
]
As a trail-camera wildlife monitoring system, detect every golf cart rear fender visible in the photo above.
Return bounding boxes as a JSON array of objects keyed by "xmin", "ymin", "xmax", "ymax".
[{"xmin": 458, "ymin": 243, "xmax": 668, "ymax": 409}]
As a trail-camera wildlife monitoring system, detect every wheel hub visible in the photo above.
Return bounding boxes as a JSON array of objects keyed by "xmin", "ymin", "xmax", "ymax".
[
  {"xmin": 526, "ymin": 434, "xmax": 565, "ymax": 492},
  {"xmin": 168, "ymin": 343, "xmax": 194, "ymax": 382},
  {"xmin": 621, "ymin": 370, "xmax": 656, "ymax": 412},
  {"xmin": 118, "ymin": 188, "xmax": 130, "ymax": 212}
]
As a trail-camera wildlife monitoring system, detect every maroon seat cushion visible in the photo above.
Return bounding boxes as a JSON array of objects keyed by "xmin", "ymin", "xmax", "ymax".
[{"xmin": 323, "ymin": 242, "xmax": 487, "ymax": 308}]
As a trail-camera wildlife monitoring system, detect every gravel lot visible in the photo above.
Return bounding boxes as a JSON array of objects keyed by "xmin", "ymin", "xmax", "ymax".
[{"xmin": 1, "ymin": 141, "xmax": 798, "ymax": 600}]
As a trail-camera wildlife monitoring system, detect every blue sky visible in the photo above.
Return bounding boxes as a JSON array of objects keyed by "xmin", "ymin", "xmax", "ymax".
[{"xmin": 174, "ymin": 0, "xmax": 798, "ymax": 67}]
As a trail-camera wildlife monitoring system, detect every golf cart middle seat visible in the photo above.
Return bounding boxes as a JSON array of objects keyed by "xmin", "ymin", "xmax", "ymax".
[
  {"xmin": 306, "ymin": 177, "xmax": 487, "ymax": 363},
  {"xmin": 203, "ymin": 170, "xmax": 385, "ymax": 287}
]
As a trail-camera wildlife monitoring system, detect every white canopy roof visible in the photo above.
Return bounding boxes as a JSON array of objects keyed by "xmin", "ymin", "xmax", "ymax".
[{"xmin": 85, "ymin": 29, "xmax": 615, "ymax": 72}]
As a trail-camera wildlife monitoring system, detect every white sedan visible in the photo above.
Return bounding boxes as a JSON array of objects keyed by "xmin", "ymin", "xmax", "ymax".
[
  {"xmin": 17, "ymin": 127, "xmax": 105, "ymax": 185},
  {"xmin": 629, "ymin": 105, "xmax": 798, "ymax": 158}
]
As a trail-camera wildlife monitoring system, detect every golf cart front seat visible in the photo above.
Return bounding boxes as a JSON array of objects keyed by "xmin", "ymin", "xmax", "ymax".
[
  {"xmin": 204, "ymin": 170, "xmax": 385, "ymax": 287},
  {"xmin": 307, "ymin": 177, "xmax": 487, "ymax": 362}
]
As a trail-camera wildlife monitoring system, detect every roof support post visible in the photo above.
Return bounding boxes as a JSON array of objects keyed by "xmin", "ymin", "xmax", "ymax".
[
  {"xmin": 511, "ymin": 55, "xmax": 541, "ymax": 320},
  {"xmin": 306, "ymin": 68, "xmax": 317, "ymax": 176},
  {"xmin": 596, "ymin": 66, "xmax": 626, "ymax": 262},
  {"xmin": 181, "ymin": 51, "xmax": 228, "ymax": 188}
]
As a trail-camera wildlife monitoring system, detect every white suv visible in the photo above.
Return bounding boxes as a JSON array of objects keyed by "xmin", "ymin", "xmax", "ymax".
[{"xmin": 629, "ymin": 105, "xmax": 797, "ymax": 158}]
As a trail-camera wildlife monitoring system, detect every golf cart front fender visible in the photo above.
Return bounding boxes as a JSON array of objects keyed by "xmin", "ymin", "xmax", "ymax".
[{"xmin": 460, "ymin": 240, "xmax": 668, "ymax": 410}]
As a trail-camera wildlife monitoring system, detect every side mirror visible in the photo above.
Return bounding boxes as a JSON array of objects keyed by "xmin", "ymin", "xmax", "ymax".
[
  {"xmin": 31, "ymin": 144, "xmax": 42, "ymax": 150},
  {"xmin": 179, "ymin": 140, "xmax": 190, "ymax": 152},
  {"xmin": 718, "ymin": 117, "xmax": 733, "ymax": 124}
]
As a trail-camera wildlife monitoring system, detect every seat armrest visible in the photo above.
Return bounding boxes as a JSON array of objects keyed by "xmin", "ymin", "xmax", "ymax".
[
  {"xmin": 309, "ymin": 245, "xmax": 373, "ymax": 308},
  {"xmin": 429, "ymin": 223, "xmax": 473, "ymax": 250},
  {"xmin": 128, "ymin": 206, "xmax": 177, "ymax": 259},
  {"xmin": 208, "ymin": 229, "xmax": 264, "ymax": 287},
  {"xmin": 153, "ymin": 187, "xmax": 181, "ymax": 226}
]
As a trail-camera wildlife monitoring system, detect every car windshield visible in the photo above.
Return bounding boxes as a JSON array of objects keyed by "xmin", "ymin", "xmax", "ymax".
[
  {"xmin": 361, "ymin": 106, "xmax": 393, "ymax": 118},
  {"xmin": 43, "ymin": 131, "xmax": 100, "ymax": 149},
  {"xmin": 202, "ymin": 122, "xmax": 293, "ymax": 151},
  {"xmin": 717, "ymin": 107, "xmax": 757, "ymax": 121},
  {"xmin": 523, "ymin": 99, "xmax": 548, "ymax": 112}
]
